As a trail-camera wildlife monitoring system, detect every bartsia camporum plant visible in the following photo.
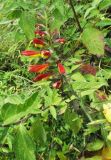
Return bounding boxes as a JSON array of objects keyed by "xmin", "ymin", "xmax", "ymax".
[{"xmin": 21, "ymin": 23, "xmax": 66, "ymax": 89}]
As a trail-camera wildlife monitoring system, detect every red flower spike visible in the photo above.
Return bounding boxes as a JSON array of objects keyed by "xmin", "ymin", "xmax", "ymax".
[
  {"xmin": 41, "ymin": 50, "xmax": 51, "ymax": 58},
  {"xmin": 55, "ymin": 38, "xmax": 65, "ymax": 44},
  {"xmin": 34, "ymin": 30, "xmax": 47, "ymax": 37},
  {"xmin": 57, "ymin": 62, "xmax": 66, "ymax": 75},
  {"xmin": 53, "ymin": 80, "xmax": 62, "ymax": 89},
  {"xmin": 33, "ymin": 73, "xmax": 53, "ymax": 82},
  {"xmin": 28, "ymin": 63, "xmax": 49, "ymax": 73},
  {"xmin": 21, "ymin": 50, "xmax": 41, "ymax": 57},
  {"xmin": 80, "ymin": 64, "xmax": 96, "ymax": 76},
  {"xmin": 33, "ymin": 38, "xmax": 45, "ymax": 46}
]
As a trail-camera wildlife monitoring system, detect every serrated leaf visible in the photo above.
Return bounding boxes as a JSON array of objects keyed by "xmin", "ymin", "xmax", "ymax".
[
  {"xmin": 86, "ymin": 139, "xmax": 104, "ymax": 151},
  {"xmin": 30, "ymin": 118, "xmax": 47, "ymax": 145},
  {"xmin": 81, "ymin": 27, "xmax": 104, "ymax": 56},
  {"xmin": 19, "ymin": 11, "xmax": 36, "ymax": 40},
  {"xmin": 14, "ymin": 125, "xmax": 36, "ymax": 160}
]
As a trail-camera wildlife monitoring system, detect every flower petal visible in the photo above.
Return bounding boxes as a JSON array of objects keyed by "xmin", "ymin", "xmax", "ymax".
[
  {"xmin": 28, "ymin": 63, "xmax": 49, "ymax": 73},
  {"xmin": 21, "ymin": 50, "xmax": 41, "ymax": 57},
  {"xmin": 33, "ymin": 38, "xmax": 45, "ymax": 45},
  {"xmin": 34, "ymin": 30, "xmax": 47, "ymax": 37},
  {"xmin": 33, "ymin": 73, "xmax": 53, "ymax": 81},
  {"xmin": 41, "ymin": 50, "xmax": 51, "ymax": 58},
  {"xmin": 57, "ymin": 62, "xmax": 66, "ymax": 74},
  {"xmin": 55, "ymin": 38, "xmax": 65, "ymax": 44},
  {"xmin": 53, "ymin": 80, "xmax": 62, "ymax": 89}
]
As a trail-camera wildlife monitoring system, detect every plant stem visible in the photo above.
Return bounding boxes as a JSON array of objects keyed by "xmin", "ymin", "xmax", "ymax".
[
  {"xmin": 80, "ymin": 99, "xmax": 93, "ymax": 122},
  {"xmin": 69, "ymin": 0, "xmax": 82, "ymax": 32}
]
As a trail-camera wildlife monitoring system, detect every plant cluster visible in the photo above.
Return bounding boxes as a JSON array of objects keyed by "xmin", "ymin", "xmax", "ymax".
[{"xmin": 0, "ymin": 0, "xmax": 111, "ymax": 160}]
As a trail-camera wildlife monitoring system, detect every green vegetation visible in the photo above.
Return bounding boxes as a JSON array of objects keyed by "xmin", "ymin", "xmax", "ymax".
[{"xmin": 0, "ymin": 0, "xmax": 111, "ymax": 159}]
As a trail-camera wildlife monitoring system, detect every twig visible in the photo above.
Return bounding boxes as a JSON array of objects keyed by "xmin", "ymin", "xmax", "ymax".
[{"xmin": 69, "ymin": 0, "xmax": 82, "ymax": 32}]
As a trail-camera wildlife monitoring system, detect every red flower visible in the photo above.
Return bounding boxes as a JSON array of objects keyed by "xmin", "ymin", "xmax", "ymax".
[
  {"xmin": 53, "ymin": 80, "xmax": 62, "ymax": 89},
  {"xmin": 34, "ymin": 30, "xmax": 47, "ymax": 37},
  {"xmin": 57, "ymin": 62, "xmax": 66, "ymax": 74},
  {"xmin": 41, "ymin": 50, "xmax": 51, "ymax": 58},
  {"xmin": 21, "ymin": 50, "xmax": 41, "ymax": 57},
  {"xmin": 33, "ymin": 38, "xmax": 45, "ymax": 48},
  {"xmin": 55, "ymin": 38, "xmax": 65, "ymax": 44},
  {"xmin": 80, "ymin": 64, "xmax": 96, "ymax": 76},
  {"xmin": 33, "ymin": 73, "xmax": 53, "ymax": 81},
  {"xmin": 28, "ymin": 63, "xmax": 49, "ymax": 73}
]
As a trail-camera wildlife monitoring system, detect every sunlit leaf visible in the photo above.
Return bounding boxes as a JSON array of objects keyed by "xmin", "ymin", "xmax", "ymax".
[
  {"xmin": 30, "ymin": 118, "xmax": 47, "ymax": 145},
  {"xmin": 86, "ymin": 139, "xmax": 104, "ymax": 151},
  {"xmin": 14, "ymin": 125, "xmax": 36, "ymax": 160},
  {"xmin": 19, "ymin": 11, "xmax": 36, "ymax": 40},
  {"xmin": 81, "ymin": 26, "xmax": 104, "ymax": 56},
  {"xmin": 103, "ymin": 103, "xmax": 111, "ymax": 123}
]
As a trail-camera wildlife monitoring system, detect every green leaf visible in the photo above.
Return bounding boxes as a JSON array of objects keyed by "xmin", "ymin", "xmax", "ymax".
[
  {"xmin": 19, "ymin": 11, "xmax": 36, "ymax": 40},
  {"xmin": 96, "ymin": 19, "xmax": 111, "ymax": 27},
  {"xmin": 72, "ymin": 80, "xmax": 107, "ymax": 96},
  {"xmin": 50, "ymin": 106, "xmax": 57, "ymax": 119},
  {"xmin": 99, "ymin": 0, "xmax": 111, "ymax": 10},
  {"xmin": 44, "ymin": 88, "xmax": 62, "ymax": 107},
  {"xmin": 5, "ymin": 95, "xmax": 24, "ymax": 105},
  {"xmin": 86, "ymin": 139, "xmax": 104, "ymax": 151},
  {"xmin": 30, "ymin": 118, "xmax": 47, "ymax": 145},
  {"xmin": 81, "ymin": 26, "xmax": 104, "ymax": 56},
  {"xmin": 57, "ymin": 152, "xmax": 67, "ymax": 160},
  {"xmin": 64, "ymin": 109, "xmax": 82, "ymax": 135},
  {"xmin": 1, "ymin": 92, "xmax": 41, "ymax": 125},
  {"xmin": 14, "ymin": 125, "xmax": 36, "ymax": 160}
]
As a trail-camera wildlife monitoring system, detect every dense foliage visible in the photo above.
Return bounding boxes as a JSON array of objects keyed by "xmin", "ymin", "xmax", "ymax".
[{"xmin": 0, "ymin": 0, "xmax": 111, "ymax": 159}]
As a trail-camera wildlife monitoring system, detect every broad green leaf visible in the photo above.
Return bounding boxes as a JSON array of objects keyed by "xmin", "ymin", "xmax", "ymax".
[
  {"xmin": 19, "ymin": 11, "xmax": 36, "ymax": 40},
  {"xmin": 30, "ymin": 118, "xmax": 47, "ymax": 145},
  {"xmin": 50, "ymin": 0, "xmax": 71, "ymax": 31},
  {"xmin": 64, "ymin": 109, "xmax": 82, "ymax": 135},
  {"xmin": 1, "ymin": 92, "xmax": 41, "ymax": 125},
  {"xmin": 5, "ymin": 95, "xmax": 24, "ymax": 105},
  {"xmin": 72, "ymin": 80, "xmax": 107, "ymax": 96},
  {"xmin": 14, "ymin": 125, "xmax": 36, "ymax": 160},
  {"xmin": 96, "ymin": 19, "xmax": 111, "ymax": 27},
  {"xmin": 44, "ymin": 88, "xmax": 62, "ymax": 107},
  {"xmin": 50, "ymin": 106, "xmax": 57, "ymax": 119},
  {"xmin": 86, "ymin": 139, "xmax": 104, "ymax": 151},
  {"xmin": 99, "ymin": 0, "xmax": 111, "ymax": 10},
  {"xmin": 81, "ymin": 27, "xmax": 104, "ymax": 56}
]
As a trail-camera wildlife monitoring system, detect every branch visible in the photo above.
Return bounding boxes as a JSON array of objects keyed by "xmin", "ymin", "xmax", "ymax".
[{"xmin": 69, "ymin": 0, "xmax": 82, "ymax": 32}]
